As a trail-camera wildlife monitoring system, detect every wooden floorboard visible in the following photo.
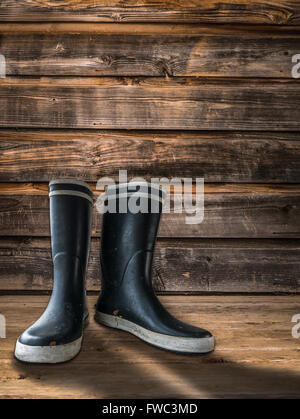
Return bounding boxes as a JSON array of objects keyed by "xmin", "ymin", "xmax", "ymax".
[{"xmin": 0, "ymin": 295, "xmax": 299, "ymax": 398}]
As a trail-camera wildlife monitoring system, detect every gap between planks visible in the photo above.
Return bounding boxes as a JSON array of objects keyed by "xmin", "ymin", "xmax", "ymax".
[{"xmin": 1, "ymin": 23, "xmax": 300, "ymax": 34}]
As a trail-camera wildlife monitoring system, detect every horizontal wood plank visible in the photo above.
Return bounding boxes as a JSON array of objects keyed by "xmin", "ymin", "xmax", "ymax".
[
  {"xmin": 0, "ymin": 1, "xmax": 300, "ymax": 24},
  {"xmin": 0, "ymin": 237, "xmax": 299, "ymax": 293},
  {"xmin": 1, "ymin": 130, "xmax": 300, "ymax": 183},
  {"xmin": 0, "ymin": 26, "xmax": 299, "ymax": 77},
  {"xmin": 0, "ymin": 78, "xmax": 299, "ymax": 130},
  {"xmin": 2, "ymin": 183, "xmax": 300, "ymax": 195},
  {"xmin": 0, "ymin": 187, "xmax": 299, "ymax": 238},
  {"xmin": 1, "ymin": 295, "xmax": 300, "ymax": 398}
]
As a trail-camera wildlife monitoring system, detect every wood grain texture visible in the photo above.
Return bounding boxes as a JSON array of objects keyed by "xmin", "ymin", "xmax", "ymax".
[
  {"xmin": 0, "ymin": 187, "xmax": 299, "ymax": 238},
  {"xmin": 0, "ymin": 25, "xmax": 299, "ymax": 77},
  {"xmin": 2, "ymin": 183, "xmax": 300, "ymax": 195},
  {"xmin": 1, "ymin": 295, "xmax": 300, "ymax": 398},
  {"xmin": 0, "ymin": 237, "xmax": 299, "ymax": 293},
  {"xmin": 0, "ymin": 78, "xmax": 299, "ymax": 130},
  {"xmin": 1, "ymin": 130, "xmax": 300, "ymax": 183},
  {"xmin": 0, "ymin": 1, "xmax": 300, "ymax": 24}
]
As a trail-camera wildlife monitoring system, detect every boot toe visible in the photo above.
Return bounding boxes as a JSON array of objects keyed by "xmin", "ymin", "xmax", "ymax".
[
  {"xmin": 148, "ymin": 314, "xmax": 214, "ymax": 341},
  {"xmin": 180, "ymin": 325, "xmax": 213, "ymax": 340},
  {"xmin": 15, "ymin": 323, "xmax": 83, "ymax": 363},
  {"xmin": 18, "ymin": 319, "xmax": 81, "ymax": 347},
  {"xmin": 155, "ymin": 320, "xmax": 215, "ymax": 353},
  {"xmin": 15, "ymin": 334, "xmax": 83, "ymax": 364},
  {"xmin": 18, "ymin": 326, "xmax": 53, "ymax": 347}
]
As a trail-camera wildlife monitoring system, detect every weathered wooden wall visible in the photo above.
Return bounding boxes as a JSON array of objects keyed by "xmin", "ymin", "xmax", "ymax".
[
  {"xmin": 0, "ymin": 1, "xmax": 299, "ymax": 294},
  {"xmin": 0, "ymin": 1, "xmax": 300, "ymax": 24}
]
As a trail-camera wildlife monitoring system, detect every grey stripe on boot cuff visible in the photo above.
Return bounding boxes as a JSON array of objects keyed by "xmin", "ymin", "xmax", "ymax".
[
  {"xmin": 49, "ymin": 190, "xmax": 93, "ymax": 204},
  {"xmin": 49, "ymin": 179, "xmax": 93, "ymax": 193}
]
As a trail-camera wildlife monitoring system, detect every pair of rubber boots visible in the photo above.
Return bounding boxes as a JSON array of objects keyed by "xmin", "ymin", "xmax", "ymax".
[{"xmin": 15, "ymin": 179, "xmax": 214, "ymax": 363}]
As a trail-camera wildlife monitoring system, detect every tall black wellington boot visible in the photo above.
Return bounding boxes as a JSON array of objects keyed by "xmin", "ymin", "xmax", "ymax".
[
  {"xmin": 15, "ymin": 179, "xmax": 93, "ymax": 363},
  {"xmin": 95, "ymin": 182, "xmax": 215, "ymax": 354}
]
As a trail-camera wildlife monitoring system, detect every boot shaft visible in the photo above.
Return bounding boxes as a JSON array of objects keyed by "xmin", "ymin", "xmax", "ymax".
[
  {"xmin": 49, "ymin": 179, "xmax": 93, "ymax": 308},
  {"xmin": 100, "ymin": 182, "xmax": 165, "ymax": 288},
  {"xmin": 49, "ymin": 179, "xmax": 93, "ymax": 270}
]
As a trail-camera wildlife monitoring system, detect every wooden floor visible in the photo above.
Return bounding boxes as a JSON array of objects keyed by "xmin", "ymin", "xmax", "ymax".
[{"xmin": 0, "ymin": 295, "xmax": 300, "ymax": 399}]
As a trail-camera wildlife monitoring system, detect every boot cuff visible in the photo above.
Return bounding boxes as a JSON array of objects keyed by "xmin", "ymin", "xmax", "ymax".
[
  {"xmin": 49, "ymin": 179, "xmax": 93, "ymax": 204},
  {"xmin": 106, "ymin": 181, "xmax": 165, "ymax": 202},
  {"xmin": 103, "ymin": 181, "xmax": 165, "ymax": 213}
]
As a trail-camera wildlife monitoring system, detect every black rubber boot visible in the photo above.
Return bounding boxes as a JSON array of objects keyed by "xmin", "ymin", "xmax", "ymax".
[
  {"xmin": 95, "ymin": 182, "xmax": 214, "ymax": 354},
  {"xmin": 15, "ymin": 179, "xmax": 93, "ymax": 363}
]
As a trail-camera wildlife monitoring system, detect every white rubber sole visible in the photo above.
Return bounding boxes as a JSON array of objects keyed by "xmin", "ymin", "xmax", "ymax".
[
  {"xmin": 95, "ymin": 311, "xmax": 214, "ymax": 354},
  {"xmin": 14, "ymin": 336, "xmax": 83, "ymax": 364}
]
